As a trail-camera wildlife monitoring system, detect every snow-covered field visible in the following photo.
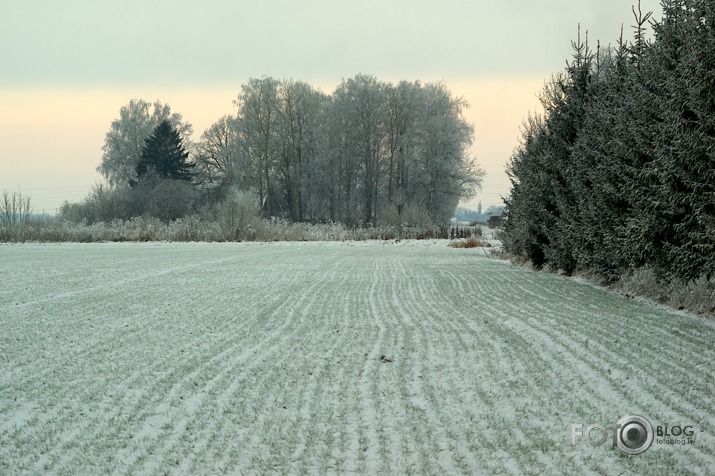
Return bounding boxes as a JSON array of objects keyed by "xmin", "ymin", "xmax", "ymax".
[{"xmin": 1, "ymin": 241, "xmax": 713, "ymax": 475}]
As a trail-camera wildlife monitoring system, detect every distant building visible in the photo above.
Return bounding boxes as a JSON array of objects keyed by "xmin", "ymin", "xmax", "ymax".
[{"xmin": 487, "ymin": 215, "xmax": 504, "ymax": 229}]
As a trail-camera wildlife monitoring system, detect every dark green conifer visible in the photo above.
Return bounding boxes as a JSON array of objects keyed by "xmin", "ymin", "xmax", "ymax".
[{"xmin": 136, "ymin": 120, "xmax": 195, "ymax": 182}]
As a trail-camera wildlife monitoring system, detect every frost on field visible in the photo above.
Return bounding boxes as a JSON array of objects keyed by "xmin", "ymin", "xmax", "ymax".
[{"xmin": 0, "ymin": 242, "xmax": 713, "ymax": 474}]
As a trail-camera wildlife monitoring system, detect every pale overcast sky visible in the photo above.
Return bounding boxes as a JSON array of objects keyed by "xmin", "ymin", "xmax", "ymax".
[{"xmin": 0, "ymin": 0, "xmax": 662, "ymax": 212}]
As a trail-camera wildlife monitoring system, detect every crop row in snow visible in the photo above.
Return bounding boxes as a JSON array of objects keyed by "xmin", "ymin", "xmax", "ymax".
[{"xmin": 1, "ymin": 242, "xmax": 713, "ymax": 474}]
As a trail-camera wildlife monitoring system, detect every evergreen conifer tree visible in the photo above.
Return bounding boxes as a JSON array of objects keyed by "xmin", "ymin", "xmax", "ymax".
[{"xmin": 136, "ymin": 120, "xmax": 195, "ymax": 182}]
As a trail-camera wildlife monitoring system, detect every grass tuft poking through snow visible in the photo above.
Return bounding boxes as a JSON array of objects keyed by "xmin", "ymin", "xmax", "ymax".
[{"xmin": 448, "ymin": 236, "xmax": 491, "ymax": 249}]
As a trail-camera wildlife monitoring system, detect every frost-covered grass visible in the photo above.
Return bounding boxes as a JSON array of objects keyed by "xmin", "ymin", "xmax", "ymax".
[
  {"xmin": 1, "ymin": 241, "xmax": 714, "ymax": 474},
  {"xmin": 448, "ymin": 235, "xmax": 491, "ymax": 249},
  {"xmin": 0, "ymin": 216, "xmax": 444, "ymax": 243},
  {"xmin": 616, "ymin": 267, "xmax": 715, "ymax": 317}
]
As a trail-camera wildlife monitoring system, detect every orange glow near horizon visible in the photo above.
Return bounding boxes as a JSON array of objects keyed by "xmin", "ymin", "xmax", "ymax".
[{"xmin": 0, "ymin": 76, "xmax": 545, "ymax": 211}]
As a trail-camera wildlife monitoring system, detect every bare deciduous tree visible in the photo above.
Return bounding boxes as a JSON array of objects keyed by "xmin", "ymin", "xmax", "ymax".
[{"xmin": 0, "ymin": 190, "xmax": 32, "ymax": 226}]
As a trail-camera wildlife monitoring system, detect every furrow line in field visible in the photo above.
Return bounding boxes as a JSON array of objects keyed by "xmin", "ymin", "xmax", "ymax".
[
  {"xmin": 9, "ymin": 255, "xmax": 238, "ymax": 312},
  {"xmin": 387, "ymin": 253, "xmax": 450, "ymax": 474},
  {"xmin": 385, "ymin": 253, "xmax": 482, "ymax": 472},
  {"xmin": 465, "ymin": 260, "xmax": 714, "ymax": 463},
  {"xmin": 532, "ymin": 301, "xmax": 715, "ymax": 417},
  {"xmin": 423, "ymin": 261, "xmax": 558, "ymax": 474},
  {"xmin": 124, "ymin": 254, "xmax": 343, "ymax": 473},
  {"xmin": 512, "ymin": 313, "xmax": 715, "ymax": 467},
  {"xmin": 1, "ymin": 249, "xmax": 253, "ymax": 397},
  {"xmin": 525, "ymin": 306, "xmax": 715, "ymax": 421},
  {"xmin": 29, "ymin": 251, "xmax": 297, "ymax": 472},
  {"xmin": 427, "ymin": 256, "xmax": 627, "ymax": 472},
  {"xmin": 223, "ymin": 254, "xmax": 355, "ymax": 474},
  {"xmin": 461, "ymin": 262, "xmax": 713, "ymax": 418},
  {"xmin": 373, "ymin": 253, "xmax": 435, "ymax": 474},
  {"xmin": 1, "ymin": 291, "xmax": 234, "ymax": 472},
  {"xmin": 490, "ymin": 265, "xmax": 708, "ymax": 366},
  {"xmin": 392, "ymin": 252, "xmax": 513, "ymax": 474},
  {"xmin": 284, "ymin": 273, "xmax": 361, "ymax": 474},
  {"xmin": 387, "ymin": 253, "xmax": 436, "ymax": 474},
  {"xmin": 518, "ymin": 275, "xmax": 715, "ymax": 380},
  {"xmin": 433, "ymin": 250, "xmax": 711, "ymax": 472},
  {"xmin": 496, "ymin": 273, "xmax": 715, "ymax": 421},
  {"xmin": 180, "ymin": 252, "xmax": 352, "ymax": 473},
  {"xmin": 490, "ymin": 266, "xmax": 712, "ymax": 470},
  {"xmin": 323, "ymin": 259, "xmax": 378, "ymax": 475},
  {"xmin": 443, "ymin": 260, "xmax": 578, "ymax": 472},
  {"xmin": 26, "ymin": 262, "xmax": 276, "ymax": 472},
  {"xmin": 505, "ymin": 313, "xmax": 715, "ymax": 470},
  {"xmin": 419, "ymin": 263, "xmax": 514, "ymax": 473},
  {"xmin": 351, "ymin": 254, "xmax": 393, "ymax": 474},
  {"xmin": 3, "ymin": 243, "xmax": 714, "ymax": 474},
  {"xmin": 388, "ymin": 252, "xmax": 448, "ymax": 472}
]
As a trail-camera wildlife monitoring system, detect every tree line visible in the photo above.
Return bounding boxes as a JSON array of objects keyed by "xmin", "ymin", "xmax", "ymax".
[
  {"xmin": 503, "ymin": 0, "xmax": 714, "ymax": 284},
  {"xmin": 69, "ymin": 75, "xmax": 483, "ymax": 228}
]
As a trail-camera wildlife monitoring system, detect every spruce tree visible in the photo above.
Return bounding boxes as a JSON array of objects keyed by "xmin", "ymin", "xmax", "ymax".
[
  {"xmin": 136, "ymin": 120, "xmax": 195, "ymax": 182},
  {"xmin": 644, "ymin": 0, "xmax": 715, "ymax": 280}
]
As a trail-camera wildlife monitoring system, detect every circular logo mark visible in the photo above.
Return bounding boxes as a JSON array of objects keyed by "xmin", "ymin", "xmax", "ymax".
[{"xmin": 616, "ymin": 414, "xmax": 654, "ymax": 455}]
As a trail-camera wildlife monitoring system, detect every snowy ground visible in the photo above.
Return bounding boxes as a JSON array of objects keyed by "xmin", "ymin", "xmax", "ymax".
[{"xmin": 1, "ymin": 241, "xmax": 713, "ymax": 475}]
